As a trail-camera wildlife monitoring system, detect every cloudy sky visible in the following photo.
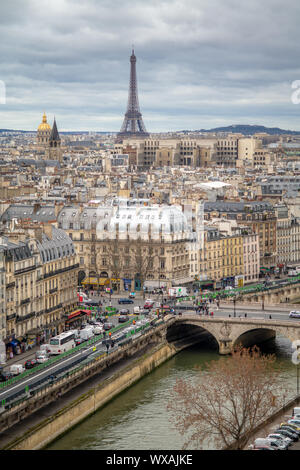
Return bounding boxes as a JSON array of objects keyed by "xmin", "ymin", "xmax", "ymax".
[{"xmin": 1, "ymin": 0, "xmax": 300, "ymax": 132}]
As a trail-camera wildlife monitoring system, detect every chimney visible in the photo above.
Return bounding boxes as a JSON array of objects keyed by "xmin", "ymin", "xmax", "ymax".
[
  {"xmin": 43, "ymin": 223, "xmax": 53, "ymax": 240},
  {"xmin": 33, "ymin": 203, "xmax": 41, "ymax": 214}
]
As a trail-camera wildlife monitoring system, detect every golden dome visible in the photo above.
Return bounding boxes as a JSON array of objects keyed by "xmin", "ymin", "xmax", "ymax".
[{"xmin": 37, "ymin": 112, "xmax": 51, "ymax": 131}]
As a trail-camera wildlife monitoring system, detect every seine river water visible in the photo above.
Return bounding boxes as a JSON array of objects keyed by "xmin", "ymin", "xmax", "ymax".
[{"xmin": 46, "ymin": 335, "xmax": 297, "ymax": 450}]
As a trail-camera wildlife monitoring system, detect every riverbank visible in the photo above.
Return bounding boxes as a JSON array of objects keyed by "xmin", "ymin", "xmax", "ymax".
[{"xmin": 0, "ymin": 340, "xmax": 178, "ymax": 450}]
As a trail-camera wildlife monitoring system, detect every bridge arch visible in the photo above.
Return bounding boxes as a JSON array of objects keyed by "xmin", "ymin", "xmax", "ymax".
[{"xmin": 169, "ymin": 315, "xmax": 300, "ymax": 355}]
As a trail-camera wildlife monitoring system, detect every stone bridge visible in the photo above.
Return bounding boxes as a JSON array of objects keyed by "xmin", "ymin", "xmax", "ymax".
[
  {"xmin": 166, "ymin": 315, "xmax": 300, "ymax": 355},
  {"xmin": 241, "ymin": 281, "xmax": 300, "ymax": 304}
]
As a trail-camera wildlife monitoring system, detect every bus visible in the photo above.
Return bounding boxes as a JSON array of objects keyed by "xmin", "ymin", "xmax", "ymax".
[{"xmin": 48, "ymin": 331, "xmax": 76, "ymax": 355}]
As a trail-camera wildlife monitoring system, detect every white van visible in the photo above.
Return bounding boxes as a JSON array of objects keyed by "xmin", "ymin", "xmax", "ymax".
[
  {"xmin": 93, "ymin": 325, "xmax": 103, "ymax": 335},
  {"xmin": 10, "ymin": 364, "xmax": 25, "ymax": 376},
  {"xmin": 293, "ymin": 407, "xmax": 300, "ymax": 417},
  {"xmin": 79, "ymin": 327, "xmax": 94, "ymax": 341}
]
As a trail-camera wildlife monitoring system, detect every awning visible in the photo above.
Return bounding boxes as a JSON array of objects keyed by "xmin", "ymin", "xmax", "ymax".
[
  {"xmin": 82, "ymin": 277, "xmax": 98, "ymax": 285},
  {"xmin": 66, "ymin": 309, "xmax": 90, "ymax": 320},
  {"xmin": 82, "ymin": 277, "xmax": 110, "ymax": 286}
]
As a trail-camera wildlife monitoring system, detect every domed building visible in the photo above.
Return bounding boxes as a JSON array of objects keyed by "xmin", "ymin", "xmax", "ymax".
[
  {"xmin": 37, "ymin": 112, "xmax": 51, "ymax": 147},
  {"xmin": 57, "ymin": 202, "xmax": 197, "ymax": 292}
]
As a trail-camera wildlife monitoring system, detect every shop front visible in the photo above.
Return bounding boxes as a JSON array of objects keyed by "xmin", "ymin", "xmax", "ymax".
[
  {"xmin": 123, "ymin": 278, "xmax": 132, "ymax": 291},
  {"xmin": 111, "ymin": 278, "xmax": 120, "ymax": 292},
  {"xmin": 81, "ymin": 276, "xmax": 110, "ymax": 292}
]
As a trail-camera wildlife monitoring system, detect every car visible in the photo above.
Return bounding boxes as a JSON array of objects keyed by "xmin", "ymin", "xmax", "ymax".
[
  {"xmin": 119, "ymin": 315, "xmax": 129, "ymax": 323},
  {"xmin": 119, "ymin": 308, "xmax": 130, "ymax": 315},
  {"xmin": 93, "ymin": 326, "xmax": 103, "ymax": 335},
  {"xmin": 254, "ymin": 437, "xmax": 287, "ymax": 450},
  {"xmin": 139, "ymin": 309, "xmax": 151, "ymax": 315},
  {"xmin": 35, "ymin": 350, "xmax": 49, "ymax": 359},
  {"xmin": 36, "ymin": 355, "xmax": 49, "ymax": 364},
  {"xmin": 75, "ymin": 338, "xmax": 86, "ymax": 346},
  {"xmin": 289, "ymin": 310, "xmax": 300, "ymax": 318},
  {"xmin": 0, "ymin": 371, "xmax": 13, "ymax": 382},
  {"xmin": 275, "ymin": 428, "xmax": 298, "ymax": 441},
  {"xmin": 288, "ymin": 419, "xmax": 300, "ymax": 429},
  {"xmin": 144, "ymin": 299, "xmax": 154, "ymax": 309},
  {"xmin": 83, "ymin": 299, "xmax": 101, "ymax": 307},
  {"xmin": 267, "ymin": 434, "xmax": 292, "ymax": 447},
  {"xmin": 118, "ymin": 298, "xmax": 134, "ymax": 304},
  {"xmin": 277, "ymin": 426, "xmax": 299, "ymax": 439},
  {"xmin": 24, "ymin": 359, "xmax": 37, "ymax": 369},
  {"xmin": 103, "ymin": 322, "xmax": 113, "ymax": 330},
  {"xmin": 252, "ymin": 446, "xmax": 275, "ymax": 450},
  {"xmin": 281, "ymin": 422, "xmax": 300, "ymax": 433},
  {"xmin": 129, "ymin": 292, "xmax": 136, "ymax": 298}
]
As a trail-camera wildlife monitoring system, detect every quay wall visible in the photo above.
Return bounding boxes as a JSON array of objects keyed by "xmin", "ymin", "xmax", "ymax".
[{"xmin": 3, "ymin": 341, "xmax": 178, "ymax": 450}]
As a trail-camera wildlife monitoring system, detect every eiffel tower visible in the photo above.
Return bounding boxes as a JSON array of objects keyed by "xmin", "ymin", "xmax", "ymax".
[{"xmin": 117, "ymin": 49, "xmax": 149, "ymax": 142}]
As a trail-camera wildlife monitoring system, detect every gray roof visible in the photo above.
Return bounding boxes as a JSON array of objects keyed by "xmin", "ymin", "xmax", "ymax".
[{"xmin": 1, "ymin": 204, "xmax": 57, "ymax": 223}]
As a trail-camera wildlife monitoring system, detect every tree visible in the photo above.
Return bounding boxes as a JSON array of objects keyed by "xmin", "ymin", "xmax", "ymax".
[
  {"xmin": 167, "ymin": 345, "xmax": 287, "ymax": 450},
  {"xmin": 132, "ymin": 238, "xmax": 154, "ymax": 299}
]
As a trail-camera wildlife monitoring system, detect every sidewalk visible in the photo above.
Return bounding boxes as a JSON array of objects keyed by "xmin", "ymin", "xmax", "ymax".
[{"xmin": 2, "ymin": 344, "xmax": 42, "ymax": 370}]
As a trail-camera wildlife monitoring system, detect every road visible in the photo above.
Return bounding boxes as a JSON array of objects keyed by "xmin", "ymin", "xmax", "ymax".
[{"xmin": 1, "ymin": 293, "xmax": 299, "ymax": 408}]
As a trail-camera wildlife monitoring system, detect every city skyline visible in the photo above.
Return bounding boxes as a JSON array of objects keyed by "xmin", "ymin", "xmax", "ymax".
[{"xmin": 0, "ymin": 0, "xmax": 300, "ymax": 132}]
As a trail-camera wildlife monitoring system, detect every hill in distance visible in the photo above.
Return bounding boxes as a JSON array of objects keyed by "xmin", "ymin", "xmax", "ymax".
[{"xmin": 194, "ymin": 124, "xmax": 300, "ymax": 135}]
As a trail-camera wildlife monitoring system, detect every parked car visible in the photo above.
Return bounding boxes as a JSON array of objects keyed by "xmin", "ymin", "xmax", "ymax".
[
  {"xmin": 267, "ymin": 434, "xmax": 292, "ymax": 447},
  {"xmin": 288, "ymin": 419, "xmax": 300, "ymax": 429},
  {"xmin": 24, "ymin": 359, "xmax": 37, "ymax": 369},
  {"xmin": 251, "ymin": 446, "xmax": 275, "ymax": 450},
  {"xmin": 292, "ymin": 407, "xmax": 300, "ymax": 416},
  {"xmin": 119, "ymin": 315, "xmax": 129, "ymax": 323},
  {"xmin": 273, "ymin": 428, "xmax": 298, "ymax": 441},
  {"xmin": 103, "ymin": 322, "xmax": 113, "ymax": 331},
  {"xmin": 289, "ymin": 311, "xmax": 300, "ymax": 318},
  {"xmin": 274, "ymin": 428, "xmax": 298, "ymax": 442},
  {"xmin": 254, "ymin": 437, "xmax": 287, "ymax": 450},
  {"xmin": 0, "ymin": 370, "xmax": 13, "ymax": 382},
  {"xmin": 281, "ymin": 421, "xmax": 300, "ymax": 433},
  {"xmin": 277, "ymin": 426, "xmax": 299, "ymax": 440},
  {"xmin": 118, "ymin": 298, "xmax": 134, "ymax": 304},
  {"xmin": 129, "ymin": 292, "xmax": 136, "ymax": 298},
  {"xmin": 144, "ymin": 299, "xmax": 154, "ymax": 309}
]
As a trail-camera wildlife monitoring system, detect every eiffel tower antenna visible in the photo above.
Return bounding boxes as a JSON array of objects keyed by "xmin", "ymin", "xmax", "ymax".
[{"xmin": 117, "ymin": 49, "xmax": 149, "ymax": 142}]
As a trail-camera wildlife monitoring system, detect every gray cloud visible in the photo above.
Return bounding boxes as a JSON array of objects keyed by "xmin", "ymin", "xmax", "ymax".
[{"xmin": 0, "ymin": 0, "xmax": 300, "ymax": 131}]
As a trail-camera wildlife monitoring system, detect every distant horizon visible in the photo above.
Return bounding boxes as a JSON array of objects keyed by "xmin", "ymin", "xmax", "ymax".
[{"xmin": 2, "ymin": 123, "xmax": 300, "ymax": 135}]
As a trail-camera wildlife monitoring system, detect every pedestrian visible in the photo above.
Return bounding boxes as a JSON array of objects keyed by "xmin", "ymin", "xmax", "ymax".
[
  {"xmin": 244, "ymin": 313, "xmax": 247, "ymax": 318},
  {"xmin": 269, "ymin": 315, "xmax": 272, "ymax": 319},
  {"xmin": 210, "ymin": 311, "xmax": 213, "ymax": 316},
  {"xmin": 106, "ymin": 343, "xmax": 109, "ymax": 354}
]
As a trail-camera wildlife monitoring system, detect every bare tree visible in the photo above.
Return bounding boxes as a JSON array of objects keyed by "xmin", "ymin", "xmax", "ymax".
[
  {"xmin": 132, "ymin": 237, "xmax": 154, "ymax": 299},
  {"xmin": 167, "ymin": 346, "xmax": 287, "ymax": 450}
]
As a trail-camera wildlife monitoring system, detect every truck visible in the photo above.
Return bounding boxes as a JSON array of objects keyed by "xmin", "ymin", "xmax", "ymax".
[
  {"xmin": 168, "ymin": 287, "xmax": 188, "ymax": 298},
  {"xmin": 10, "ymin": 364, "xmax": 25, "ymax": 376},
  {"xmin": 79, "ymin": 326, "xmax": 94, "ymax": 341}
]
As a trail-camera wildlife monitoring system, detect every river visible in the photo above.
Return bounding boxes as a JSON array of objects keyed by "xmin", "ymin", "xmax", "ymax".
[{"xmin": 46, "ymin": 335, "xmax": 297, "ymax": 450}]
